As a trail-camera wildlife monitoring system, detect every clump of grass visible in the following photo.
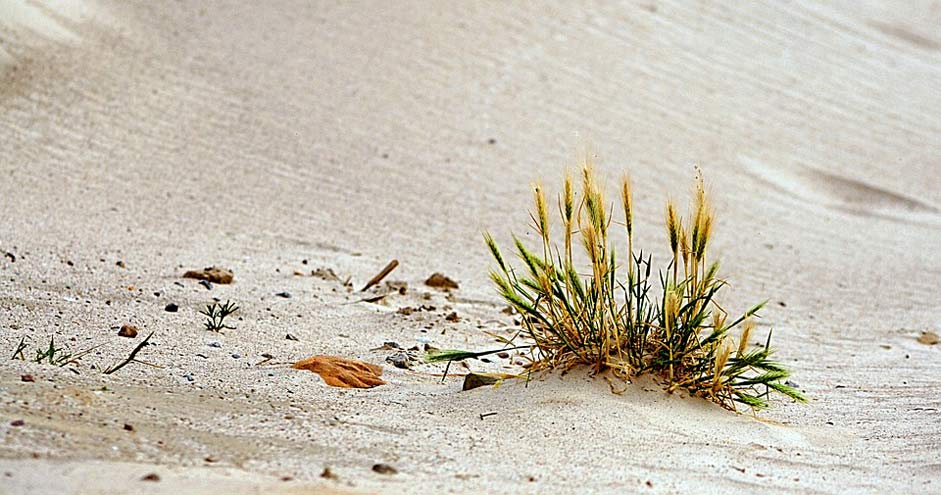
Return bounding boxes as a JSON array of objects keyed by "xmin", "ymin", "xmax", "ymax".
[
  {"xmin": 200, "ymin": 301, "xmax": 239, "ymax": 332},
  {"xmin": 11, "ymin": 336, "xmax": 98, "ymax": 367},
  {"xmin": 430, "ymin": 160, "xmax": 805, "ymax": 411}
]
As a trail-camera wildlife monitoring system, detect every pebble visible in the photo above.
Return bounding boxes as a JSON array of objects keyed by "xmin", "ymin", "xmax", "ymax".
[
  {"xmin": 20, "ymin": 374, "xmax": 34, "ymax": 382},
  {"xmin": 118, "ymin": 324, "xmax": 139, "ymax": 338},
  {"xmin": 183, "ymin": 373, "xmax": 194, "ymax": 382},
  {"xmin": 231, "ymin": 353, "xmax": 241, "ymax": 359},
  {"xmin": 208, "ymin": 341, "xmax": 222, "ymax": 348},
  {"xmin": 387, "ymin": 352, "xmax": 412, "ymax": 369},
  {"xmin": 497, "ymin": 352, "xmax": 510, "ymax": 359},
  {"xmin": 275, "ymin": 292, "xmax": 292, "ymax": 298},
  {"xmin": 372, "ymin": 463, "xmax": 398, "ymax": 475},
  {"xmin": 123, "ymin": 423, "xmax": 134, "ymax": 431},
  {"xmin": 164, "ymin": 303, "xmax": 179, "ymax": 313},
  {"xmin": 141, "ymin": 473, "xmax": 160, "ymax": 482},
  {"xmin": 10, "ymin": 420, "xmax": 25, "ymax": 427},
  {"xmin": 198, "ymin": 280, "xmax": 213, "ymax": 290},
  {"xmin": 285, "ymin": 334, "xmax": 299, "ymax": 341}
]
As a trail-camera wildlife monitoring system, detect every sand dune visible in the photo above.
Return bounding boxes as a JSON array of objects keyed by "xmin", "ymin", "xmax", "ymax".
[{"xmin": 1, "ymin": 1, "xmax": 939, "ymax": 493}]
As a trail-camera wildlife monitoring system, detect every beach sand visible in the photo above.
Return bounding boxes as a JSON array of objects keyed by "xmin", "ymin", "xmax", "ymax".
[{"xmin": 1, "ymin": 1, "xmax": 939, "ymax": 493}]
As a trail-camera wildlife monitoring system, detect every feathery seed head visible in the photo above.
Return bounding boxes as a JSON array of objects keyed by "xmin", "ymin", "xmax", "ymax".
[
  {"xmin": 621, "ymin": 175, "xmax": 633, "ymax": 238},
  {"xmin": 666, "ymin": 200, "xmax": 680, "ymax": 257},
  {"xmin": 738, "ymin": 318, "xmax": 755, "ymax": 356}
]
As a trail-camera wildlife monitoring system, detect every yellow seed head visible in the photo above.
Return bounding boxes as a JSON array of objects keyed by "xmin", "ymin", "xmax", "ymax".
[
  {"xmin": 714, "ymin": 341, "xmax": 731, "ymax": 383},
  {"xmin": 737, "ymin": 318, "xmax": 755, "ymax": 356},
  {"xmin": 666, "ymin": 200, "xmax": 679, "ymax": 258},
  {"xmin": 621, "ymin": 175, "xmax": 633, "ymax": 238},
  {"xmin": 562, "ymin": 172, "xmax": 574, "ymax": 224},
  {"xmin": 533, "ymin": 183, "xmax": 549, "ymax": 241}
]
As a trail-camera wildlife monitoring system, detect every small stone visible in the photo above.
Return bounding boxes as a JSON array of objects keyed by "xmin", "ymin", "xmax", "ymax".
[
  {"xmin": 198, "ymin": 280, "xmax": 213, "ymax": 290},
  {"xmin": 183, "ymin": 373, "xmax": 194, "ymax": 382},
  {"xmin": 231, "ymin": 353, "xmax": 241, "ymax": 359},
  {"xmin": 123, "ymin": 423, "xmax": 134, "ymax": 431},
  {"xmin": 141, "ymin": 473, "xmax": 160, "ymax": 482},
  {"xmin": 397, "ymin": 306, "xmax": 415, "ymax": 316},
  {"xmin": 164, "ymin": 303, "xmax": 179, "ymax": 313},
  {"xmin": 208, "ymin": 341, "xmax": 222, "ymax": 348},
  {"xmin": 372, "ymin": 463, "xmax": 397, "ymax": 475},
  {"xmin": 387, "ymin": 352, "xmax": 412, "ymax": 369},
  {"xmin": 183, "ymin": 266, "xmax": 234, "ymax": 284},
  {"xmin": 118, "ymin": 324, "xmax": 139, "ymax": 338},
  {"xmin": 275, "ymin": 291, "xmax": 292, "ymax": 298},
  {"xmin": 116, "ymin": 261, "xmax": 126, "ymax": 268},
  {"xmin": 917, "ymin": 331, "xmax": 939, "ymax": 345},
  {"xmin": 496, "ymin": 352, "xmax": 509, "ymax": 359},
  {"xmin": 320, "ymin": 467, "xmax": 338, "ymax": 480},
  {"xmin": 285, "ymin": 334, "xmax": 299, "ymax": 341},
  {"xmin": 785, "ymin": 380, "xmax": 800, "ymax": 388},
  {"xmin": 20, "ymin": 374, "xmax": 34, "ymax": 382},
  {"xmin": 425, "ymin": 273, "xmax": 459, "ymax": 290},
  {"xmin": 10, "ymin": 419, "xmax": 24, "ymax": 427},
  {"xmin": 445, "ymin": 312, "xmax": 460, "ymax": 322},
  {"xmin": 204, "ymin": 456, "xmax": 217, "ymax": 463}
]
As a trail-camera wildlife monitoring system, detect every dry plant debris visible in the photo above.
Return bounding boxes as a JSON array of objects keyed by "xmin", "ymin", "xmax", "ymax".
[
  {"xmin": 183, "ymin": 266, "xmax": 234, "ymax": 284},
  {"xmin": 917, "ymin": 331, "xmax": 939, "ymax": 345},
  {"xmin": 361, "ymin": 259, "xmax": 399, "ymax": 291},
  {"xmin": 292, "ymin": 355, "xmax": 386, "ymax": 388},
  {"xmin": 425, "ymin": 272, "xmax": 459, "ymax": 290},
  {"xmin": 428, "ymin": 159, "xmax": 805, "ymax": 411}
]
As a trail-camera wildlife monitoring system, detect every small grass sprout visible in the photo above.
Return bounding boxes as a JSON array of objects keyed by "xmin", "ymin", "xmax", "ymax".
[
  {"xmin": 200, "ymin": 300, "xmax": 239, "ymax": 332},
  {"xmin": 430, "ymin": 159, "xmax": 806, "ymax": 411}
]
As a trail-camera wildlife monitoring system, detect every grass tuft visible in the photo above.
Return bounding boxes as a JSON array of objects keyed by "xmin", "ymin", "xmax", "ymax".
[
  {"xmin": 200, "ymin": 300, "xmax": 239, "ymax": 332},
  {"xmin": 442, "ymin": 158, "xmax": 805, "ymax": 411}
]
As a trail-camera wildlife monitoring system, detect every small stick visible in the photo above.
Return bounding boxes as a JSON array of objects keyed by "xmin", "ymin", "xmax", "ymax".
[
  {"xmin": 360, "ymin": 259, "xmax": 399, "ymax": 292},
  {"xmin": 104, "ymin": 332, "xmax": 154, "ymax": 375}
]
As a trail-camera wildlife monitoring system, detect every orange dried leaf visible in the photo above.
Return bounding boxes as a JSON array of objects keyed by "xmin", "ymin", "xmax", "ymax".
[{"xmin": 292, "ymin": 355, "xmax": 386, "ymax": 388}]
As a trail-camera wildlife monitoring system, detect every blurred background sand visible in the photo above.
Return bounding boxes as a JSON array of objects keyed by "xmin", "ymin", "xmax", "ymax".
[{"xmin": 1, "ymin": 1, "xmax": 939, "ymax": 493}]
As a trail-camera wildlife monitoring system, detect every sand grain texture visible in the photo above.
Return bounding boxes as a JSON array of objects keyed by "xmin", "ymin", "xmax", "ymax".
[{"xmin": 1, "ymin": 1, "xmax": 939, "ymax": 493}]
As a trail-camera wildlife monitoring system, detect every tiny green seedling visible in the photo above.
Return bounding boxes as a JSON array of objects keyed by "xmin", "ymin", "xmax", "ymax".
[{"xmin": 200, "ymin": 300, "xmax": 239, "ymax": 332}]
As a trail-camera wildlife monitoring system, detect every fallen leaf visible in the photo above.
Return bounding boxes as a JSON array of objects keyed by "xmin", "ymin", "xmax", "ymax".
[
  {"xmin": 292, "ymin": 355, "xmax": 385, "ymax": 388},
  {"xmin": 183, "ymin": 266, "xmax": 234, "ymax": 284}
]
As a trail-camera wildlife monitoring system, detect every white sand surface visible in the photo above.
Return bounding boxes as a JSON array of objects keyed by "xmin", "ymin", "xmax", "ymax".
[{"xmin": 1, "ymin": 1, "xmax": 940, "ymax": 493}]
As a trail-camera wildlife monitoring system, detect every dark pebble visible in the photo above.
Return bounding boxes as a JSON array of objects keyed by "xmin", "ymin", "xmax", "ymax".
[
  {"xmin": 275, "ymin": 292, "xmax": 292, "ymax": 298},
  {"xmin": 497, "ymin": 352, "xmax": 510, "ymax": 359},
  {"xmin": 285, "ymin": 334, "xmax": 299, "ymax": 341},
  {"xmin": 199, "ymin": 280, "xmax": 212, "ymax": 290},
  {"xmin": 208, "ymin": 341, "xmax": 221, "ymax": 348},
  {"xmin": 231, "ymin": 353, "xmax": 241, "ymax": 359},
  {"xmin": 164, "ymin": 303, "xmax": 179, "ymax": 312},
  {"xmin": 20, "ymin": 374, "xmax": 34, "ymax": 382},
  {"xmin": 118, "ymin": 324, "xmax": 139, "ymax": 338},
  {"xmin": 372, "ymin": 463, "xmax": 397, "ymax": 475},
  {"xmin": 141, "ymin": 473, "xmax": 160, "ymax": 482},
  {"xmin": 10, "ymin": 420, "xmax": 25, "ymax": 427},
  {"xmin": 123, "ymin": 423, "xmax": 134, "ymax": 431}
]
